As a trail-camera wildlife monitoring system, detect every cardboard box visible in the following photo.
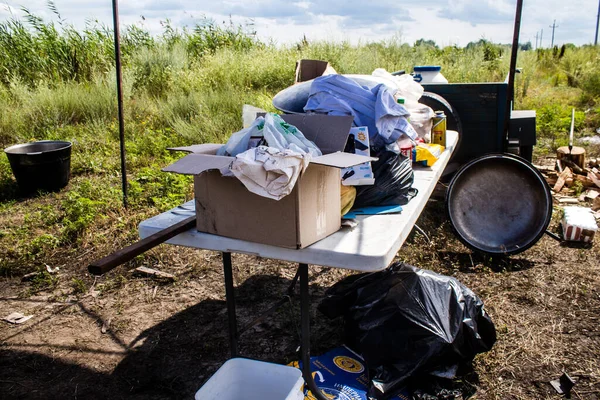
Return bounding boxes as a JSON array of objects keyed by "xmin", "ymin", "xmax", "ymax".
[
  {"xmin": 295, "ymin": 59, "xmax": 337, "ymax": 84},
  {"xmin": 342, "ymin": 127, "xmax": 375, "ymax": 186},
  {"xmin": 164, "ymin": 115, "xmax": 375, "ymax": 249}
]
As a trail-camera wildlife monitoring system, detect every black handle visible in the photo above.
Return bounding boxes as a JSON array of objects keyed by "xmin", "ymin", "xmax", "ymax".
[{"xmin": 545, "ymin": 230, "xmax": 562, "ymax": 242}]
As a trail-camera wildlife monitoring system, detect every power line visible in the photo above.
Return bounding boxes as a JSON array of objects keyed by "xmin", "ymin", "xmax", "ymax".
[{"xmin": 549, "ymin": 19, "xmax": 559, "ymax": 47}]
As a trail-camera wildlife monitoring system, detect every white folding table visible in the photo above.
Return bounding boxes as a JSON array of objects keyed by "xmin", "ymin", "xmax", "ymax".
[{"xmin": 139, "ymin": 131, "xmax": 457, "ymax": 399}]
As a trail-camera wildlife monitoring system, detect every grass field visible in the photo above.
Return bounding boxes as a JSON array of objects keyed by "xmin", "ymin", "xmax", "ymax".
[{"xmin": 0, "ymin": 11, "xmax": 599, "ymax": 400}]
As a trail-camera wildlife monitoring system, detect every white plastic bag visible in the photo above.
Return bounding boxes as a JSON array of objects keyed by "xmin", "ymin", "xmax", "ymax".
[
  {"xmin": 262, "ymin": 113, "xmax": 322, "ymax": 157},
  {"xmin": 217, "ymin": 113, "xmax": 322, "ymax": 157},
  {"xmin": 372, "ymin": 68, "xmax": 424, "ymax": 106},
  {"xmin": 394, "ymin": 74, "xmax": 424, "ymax": 106},
  {"xmin": 405, "ymin": 104, "xmax": 434, "ymax": 142}
]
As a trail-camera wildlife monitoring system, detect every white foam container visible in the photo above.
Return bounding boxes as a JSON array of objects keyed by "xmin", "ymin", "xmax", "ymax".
[
  {"xmin": 562, "ymin": 206, "xmax": 598, "ymax": 242},
  {"xmin": 195, "ymin": 358, "xmax": 304, "ymax": 400}
]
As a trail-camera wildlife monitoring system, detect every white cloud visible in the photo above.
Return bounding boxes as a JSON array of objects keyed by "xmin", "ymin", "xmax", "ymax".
[
  {"xmin": 440, "ymin": 0, "xmax": 514, "ymax": 25},
  {"xmin": 1, "ymin": 0, "xmax": 598, "ymax": 46}
]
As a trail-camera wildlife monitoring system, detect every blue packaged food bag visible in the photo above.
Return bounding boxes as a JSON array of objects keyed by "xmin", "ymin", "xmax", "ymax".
[{"xmin": 291, "ymin": 346, "xmax": 409, "ymax": 400}]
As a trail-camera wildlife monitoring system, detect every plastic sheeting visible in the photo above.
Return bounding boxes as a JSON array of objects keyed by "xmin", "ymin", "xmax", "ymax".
[{"xmin": 319, "ymin": 262, "xmax": 496, "ymax": 399}]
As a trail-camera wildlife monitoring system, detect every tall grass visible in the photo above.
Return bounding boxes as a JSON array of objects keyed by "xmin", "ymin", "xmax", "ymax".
[
  {"xmin": 0, "ymin": 6, "xmax": 599, "ymax": 150},
  {"xmin": 0, "ymin": 9, "xmax": 114, "ymax": 86}
]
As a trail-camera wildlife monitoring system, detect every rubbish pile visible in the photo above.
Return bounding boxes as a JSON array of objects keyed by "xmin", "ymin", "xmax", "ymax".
[
  {"xmin": 214, "ymin": 62, "xmax": 451, "ymax": 206},
  {"xmin": 163, "ymin": 61, "xmax": 451, "ymax": 249}
]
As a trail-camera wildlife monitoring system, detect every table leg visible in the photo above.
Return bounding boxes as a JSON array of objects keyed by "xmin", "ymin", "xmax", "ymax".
[
  {"xmin": 299, "ymin": 263, "xmax": 328, "ymax": 400},
  {"xmin": 222, "ymin": 252, "xmax": 238, "ymax": 357}
]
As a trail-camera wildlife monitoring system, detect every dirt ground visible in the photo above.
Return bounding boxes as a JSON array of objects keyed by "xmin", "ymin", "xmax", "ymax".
[{"xmin": 1, "ymin": 190, "xmax": 599, "ymax": 400}]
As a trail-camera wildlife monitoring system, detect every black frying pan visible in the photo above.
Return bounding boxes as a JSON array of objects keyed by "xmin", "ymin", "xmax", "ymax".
[{"xmin": 446, "ymin": 153, "xmax": 553, "ymax": 255}]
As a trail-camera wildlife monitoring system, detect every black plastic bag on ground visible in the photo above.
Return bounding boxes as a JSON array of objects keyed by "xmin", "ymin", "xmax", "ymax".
[
  {"xmin": 318, "ymin": 262, "xmax": 496, "ymax": 399},
  {"xmin": 353, "ymin": 148, "xmax": 416, "ymax": 208}
]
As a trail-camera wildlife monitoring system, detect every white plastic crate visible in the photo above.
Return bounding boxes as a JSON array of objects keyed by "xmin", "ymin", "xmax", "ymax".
[
  {"xmin": 562, "ymin": 206, "xmax": 598, "ymax": 242},
  {"xmin": 195, "ymin": 358, "xmax": 304, "ymax": 400}
]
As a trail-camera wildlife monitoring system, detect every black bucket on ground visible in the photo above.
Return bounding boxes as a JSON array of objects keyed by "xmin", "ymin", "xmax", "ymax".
[
  {"xmin": 446, "ymin": 153, "xmax": 552, "ymax": 255},
  {"xmin": 4, "ymin": 140, "xmax": 72, "ymax": 194}
]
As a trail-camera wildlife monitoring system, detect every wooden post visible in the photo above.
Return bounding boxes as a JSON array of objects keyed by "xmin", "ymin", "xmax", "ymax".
[{"xmin": 557, "ymin": 146, "xmax": 585, "ymax": 170}]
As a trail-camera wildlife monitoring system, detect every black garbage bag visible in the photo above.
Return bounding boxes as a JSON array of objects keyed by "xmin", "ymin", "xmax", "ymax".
[
  {"xmin": 318, "ymin": 262, "xmax": 496, "ymax": 399},
  {"xmin": 353, "ymin": 149, "xmax": 416, "ymax": 208}
]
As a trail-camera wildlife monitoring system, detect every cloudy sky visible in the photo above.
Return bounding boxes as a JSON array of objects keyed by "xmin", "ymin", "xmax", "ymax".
[{"xmin": 0, "ymin": 0, "xmax": 598, "ymax": 47}]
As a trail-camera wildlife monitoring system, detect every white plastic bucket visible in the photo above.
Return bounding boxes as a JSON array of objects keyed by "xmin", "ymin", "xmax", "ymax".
[
  {"xmin": 195, "ymin": 358, "xmax": 304, "ymax": 400},
  {"xmin": 413, "ymin": 66, "xmax": 448, "ymax": 84}
]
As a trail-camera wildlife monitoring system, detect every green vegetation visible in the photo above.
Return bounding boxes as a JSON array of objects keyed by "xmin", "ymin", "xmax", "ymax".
[{"xmin": 0, "ymin": 8, "xmax": 599, "ymax": 278}]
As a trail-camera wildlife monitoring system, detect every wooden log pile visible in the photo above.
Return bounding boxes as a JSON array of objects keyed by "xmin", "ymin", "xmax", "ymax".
[{"xmin": 534, "ymin": 153, "xmax": 600, "ymax": 219}]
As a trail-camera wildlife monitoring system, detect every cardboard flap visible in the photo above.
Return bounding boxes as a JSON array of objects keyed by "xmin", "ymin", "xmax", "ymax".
[
  {"xmin": 162, "ymin": 153, "xmax": 233, "ymax": 175},
  {"xmin": 311, "ymin": 152, "xmax": 377, "ymax": 169},
  {"xmin": 167, "ymin": 144, "xmax": 222, "ymax": 155},
  {"xmin": 280, "ymin": 114, "xmax": 354, "ymax": 154},
  {"xmin": 295, "ymin": 59, "xmax": 337, "ymax": 83}
]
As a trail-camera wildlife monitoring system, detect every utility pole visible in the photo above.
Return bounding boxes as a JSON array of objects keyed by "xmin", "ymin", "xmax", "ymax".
[
  {"xmin": 549, "ymin": 19, "xmax": 559, "ymax": 47},
  {"xmin": 595, "ymin": 0, "xmax": 600, "ymax": 45},
  {"xmin": 540, "ymin": 29, "xmax": 543, "ymax": 48},
  {"xmin": 535, "ymin": 31, "xmax": 540, "ymax": 49}
]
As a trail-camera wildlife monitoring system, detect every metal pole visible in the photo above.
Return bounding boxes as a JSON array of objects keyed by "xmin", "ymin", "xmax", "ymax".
[
  {"xmin": 222, "ymin": 252, "xmax": 238, "ymax": 357},
  {"xmin": 503, "ymin": 0, "xmax": 524, "ymax": 146},
  {"xmin": 549, "ymin": 19, "xmax": 558, "ymax": 48},
  {"xmin": 540, "ymin": 29, "xmax": 543, "ymax": 48},
  {"xmin": 595, "ymin": 0, "xmax": 600, "ymax": 45},
  {"xmin": 299, "ymin": 263, "xmax": 328, "ymax": 400},
  {"xmin": 111, "ymin": 0, "xmax": 128, "ymax": 208}
]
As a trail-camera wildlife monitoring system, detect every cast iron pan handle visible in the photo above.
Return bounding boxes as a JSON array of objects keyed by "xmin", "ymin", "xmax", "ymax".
[{"xmin": 545, "ymin": 230, "xmax": 562, "ymax": 242}]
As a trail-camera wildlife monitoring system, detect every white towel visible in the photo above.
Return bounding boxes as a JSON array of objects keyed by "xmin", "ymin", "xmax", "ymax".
[{"xmin": 230, "ymin": 146, "xmax": 311, "ymax": 200}]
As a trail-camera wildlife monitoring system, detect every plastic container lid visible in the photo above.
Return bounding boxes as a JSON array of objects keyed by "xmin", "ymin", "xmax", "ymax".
[
  {"xmin": 414, "ymin": 66, "xmax": 442, "ymax": 72},
  {"xmin": 195, "ymin": 358, "xmax": 304, "ymax": 400}
]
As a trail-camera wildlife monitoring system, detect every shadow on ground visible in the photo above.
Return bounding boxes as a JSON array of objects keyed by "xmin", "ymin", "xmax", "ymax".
[
  {"xmin": 0, "ymin": 274, "xmax": 343, "ymax": 400},
  {"xmin": 436, "ymin": 251, "xmax": 535, "ymax": 273}
]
